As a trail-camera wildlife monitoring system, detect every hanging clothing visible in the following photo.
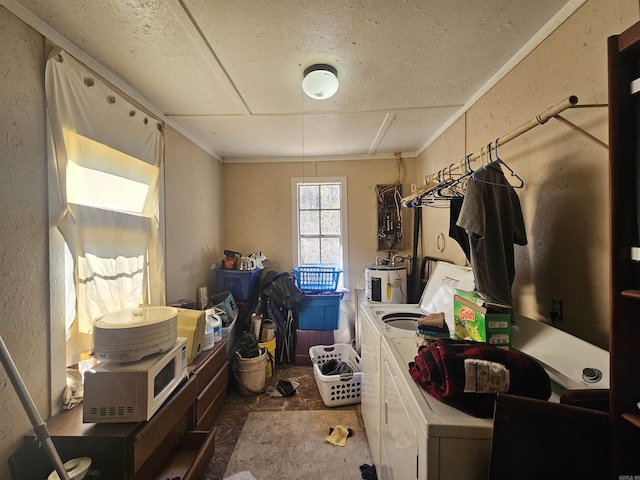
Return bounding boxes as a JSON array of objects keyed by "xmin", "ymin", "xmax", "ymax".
[
  {"xmin": 456, "ymin": 163, "xmax": 527, "ymax": 306},
  {"xmin": 449, "ymin": 197, "xmax": 471, "ymax": 261}
]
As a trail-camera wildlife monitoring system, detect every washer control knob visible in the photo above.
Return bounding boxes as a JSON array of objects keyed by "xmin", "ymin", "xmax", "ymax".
[{"xmin": 582, "ymin": 367, "xmax": 602, "ymax": 383}]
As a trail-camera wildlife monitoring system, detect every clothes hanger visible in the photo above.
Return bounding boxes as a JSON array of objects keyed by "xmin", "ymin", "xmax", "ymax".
[
  {"xmin": 493, "ymin": 138, "xmax": 524, "ymax": 188},
  {"xmin": 434, "ymin": 163, "xmax": 465, "ymax": 199},
  {"xmin": 471, "ymin": 139, "xmax": 524, "ymax": 188}
]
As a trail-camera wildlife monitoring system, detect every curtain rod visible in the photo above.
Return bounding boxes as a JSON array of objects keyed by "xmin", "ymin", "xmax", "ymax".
[{"xmin": 403, "ymin": 95, "xmax": 580, "ymax": 207}]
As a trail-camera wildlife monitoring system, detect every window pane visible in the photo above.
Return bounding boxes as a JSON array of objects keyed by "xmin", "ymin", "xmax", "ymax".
[
  {"xmin": 67, "ymin": 160, "xmax": 149, "ymax": 214},
  {"xmin": 300, "ymin": 211, "xmax": 319, "ymax": 235},
  {"xmin": 320, "ymin": 184, "xmax": 340, "ymax": 209},
  {"xmin": 299, "ymin": 185, "xmax": 319, "ymax": 209},
  {"xmin": 321, "ymin": 238, "xmax": 341, "ymax": 264},
  {"xmin": 300, "ymin": 238, "xmax": 320, "ymax": 264},
  {"xmin": 321, "ymin": 210, "xmax": 341, "ymax": 235}
]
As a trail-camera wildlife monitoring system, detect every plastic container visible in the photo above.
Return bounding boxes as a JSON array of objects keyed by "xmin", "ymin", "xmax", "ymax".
[
  {"xmin": 234, "ymin": 348, "xmax": 269, "ymax": 396},
  {"xmin": 222, "ymin": 316, "xmax": 237, "ymax": 356},
  {"xmin": 293, "ymin": 265, "xmax": 342, "ymax": 292},
  {"xmin": 297, "ymin": 293, "xmax": 342, "ymax": 330},
  {"xmin": 215, "ymin": 268, "xmax": 261, "ymax": 301},
  {"xmin": 204, "ymin": 308, "xmax": 223, "ymax": 350},
  {"xmin": 309, "ymin": 343, "xmax": 362, "ymax": 407},
  {"xmin": 258, "ymin": 338, "xmax": 276, "ymax": 378}
]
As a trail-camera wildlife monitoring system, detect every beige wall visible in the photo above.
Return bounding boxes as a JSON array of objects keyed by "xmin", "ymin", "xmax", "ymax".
[
  {"xmin": 419, "ymin": 0, "xmax": 638, "ymax": 350},
  {"xmin": 0, "ymin": 8, "xmax": 49, "ymax": 480},
  {"xmin": 164, "ymin": 126, "xmax": 224, "ymax": 304},
  {"xmin": 221, "ymin": 157, "xmax": 416, "ymax": 298}
]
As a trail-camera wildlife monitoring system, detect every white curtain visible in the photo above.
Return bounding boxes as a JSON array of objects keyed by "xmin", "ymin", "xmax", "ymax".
[{"xmin": 45, "ymin": 49, "xmax": 165, "ymax": 365}]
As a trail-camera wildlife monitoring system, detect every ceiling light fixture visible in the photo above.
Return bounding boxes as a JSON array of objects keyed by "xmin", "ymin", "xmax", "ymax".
[{"xmin": 302, "ymin": 64, "xmax": 339, "ymax": 100}]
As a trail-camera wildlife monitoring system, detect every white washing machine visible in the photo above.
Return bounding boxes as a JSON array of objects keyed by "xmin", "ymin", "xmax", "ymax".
[{"xmin": 360, "ymin": 261, "xmax": 609, "ymax": 480}]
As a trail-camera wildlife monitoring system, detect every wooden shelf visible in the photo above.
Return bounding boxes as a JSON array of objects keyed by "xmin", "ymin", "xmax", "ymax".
[
  {"xmin": 609, "ymin": 20, "xmax": 640, "ymax": 476},
  {"xmin": 622, "ymin": 412, "xmax": 640, "ymax": 429}
]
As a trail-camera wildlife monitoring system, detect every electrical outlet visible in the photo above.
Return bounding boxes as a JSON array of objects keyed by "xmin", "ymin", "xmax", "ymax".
[
  {"xmin": 411, "ymin": 183, "xmax": 417, "ymax": 193},
  {"xmin": 551, "ymin": 300, "xmax": 563, "ymax": 322}
]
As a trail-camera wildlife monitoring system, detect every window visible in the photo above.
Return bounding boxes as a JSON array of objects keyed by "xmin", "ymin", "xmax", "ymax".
[
  {"xmin": 46, "ymin": 50, "xmax": 165, "ymax": 371},
  {"xmin": 292, "ymin": 177, "xmax": 348, "ymax": 287}
]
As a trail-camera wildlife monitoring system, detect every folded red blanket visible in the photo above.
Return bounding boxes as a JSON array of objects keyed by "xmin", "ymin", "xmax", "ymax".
[{"xmin": 409, "ymin": 338, "xmax": 551, "ymax": 417}]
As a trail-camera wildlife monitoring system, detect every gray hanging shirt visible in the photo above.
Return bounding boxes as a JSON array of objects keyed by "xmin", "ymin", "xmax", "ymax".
[{"xmin": 456, "ymin": 163, "xmax": 527, "ymax": 306}]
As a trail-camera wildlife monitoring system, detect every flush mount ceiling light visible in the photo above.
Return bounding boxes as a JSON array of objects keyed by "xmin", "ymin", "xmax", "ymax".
[{"xmin": 302, "ymin": 64, "xmax": 339, "ymax": 100}]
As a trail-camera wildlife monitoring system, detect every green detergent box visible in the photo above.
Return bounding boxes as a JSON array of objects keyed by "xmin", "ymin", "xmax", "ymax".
[{"xmin": 453, "ymin": 289, "xmax": 512, "ymax": 348}]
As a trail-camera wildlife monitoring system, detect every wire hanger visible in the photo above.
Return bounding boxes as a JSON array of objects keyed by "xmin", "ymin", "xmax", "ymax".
[{"xmin": 472, "ymin": 139, "xmax": 524, "ymax": 188}]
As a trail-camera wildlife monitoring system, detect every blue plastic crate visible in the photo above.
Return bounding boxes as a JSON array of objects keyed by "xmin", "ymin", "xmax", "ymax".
[
  {"xmin": 297, "ymin": 293, "xmax": 342, "ymax": 330},
  {"xmin": 215, "ymin": 268, "xmax": 261, "ymax": 301},
  {"xmin": 293, "ymin": 265, "xmax": 342, "ymax": 293}
]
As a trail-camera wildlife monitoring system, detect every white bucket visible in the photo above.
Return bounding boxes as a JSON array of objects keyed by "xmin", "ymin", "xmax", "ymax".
[{"xmin": 234, "ymin": 348, "xmax": 268, "ymax": 395}]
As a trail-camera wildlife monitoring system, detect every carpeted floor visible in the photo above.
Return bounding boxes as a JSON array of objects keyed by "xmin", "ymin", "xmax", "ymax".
[{"xmin": 202, "ymin": 364, "xmax": 371, "ymax": 480}]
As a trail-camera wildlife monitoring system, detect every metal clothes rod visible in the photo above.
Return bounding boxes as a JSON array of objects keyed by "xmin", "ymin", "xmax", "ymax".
[{"xmin": 403, "ymin": 95, "xmax": 580, "ymax": 207}]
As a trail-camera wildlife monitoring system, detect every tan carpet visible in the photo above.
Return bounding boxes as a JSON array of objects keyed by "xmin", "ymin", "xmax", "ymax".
[{"xmin": 223, "ymin": 409, "xmax": 372, "ymax": 480}]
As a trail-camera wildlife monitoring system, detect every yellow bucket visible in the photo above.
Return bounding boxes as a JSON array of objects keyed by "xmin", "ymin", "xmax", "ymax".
[{"xmin": 258, "ymin": 338, "xmax": 276, "ymax": 377}]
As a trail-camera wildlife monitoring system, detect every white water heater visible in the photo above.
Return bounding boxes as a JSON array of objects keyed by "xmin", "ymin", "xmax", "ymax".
[{"xmin": 365, "ymin": 264, "xmax": 408, "ymax": 304}]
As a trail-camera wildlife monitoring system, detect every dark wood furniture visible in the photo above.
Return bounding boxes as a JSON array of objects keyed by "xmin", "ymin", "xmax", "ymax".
[
  {"xmin": 10, "ymin": 340, "xmax": 228, "ymax": 479},
  {"xmin": 608, "ymin": 19, "xmax": 640, "ymax": 477},
  {"xmin": 193, "ymin": 339, "xmax": 230, "ymax": 430},
  {"xmin": 488, "ymin": 393, "xmax": 610, "ymax": 480}
]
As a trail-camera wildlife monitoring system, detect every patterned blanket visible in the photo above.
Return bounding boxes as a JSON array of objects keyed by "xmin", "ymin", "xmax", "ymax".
[{"xmin": 409, "ymin": 338, "xmax": 551, "ymax": 417}]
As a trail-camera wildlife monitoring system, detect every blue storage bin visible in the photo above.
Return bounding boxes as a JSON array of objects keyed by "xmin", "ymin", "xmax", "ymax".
[
  {"xmin": 215, "ymin": 268, "xmax": 261, "ymax": 301},
  {"xmin": 297, "ymin": 293, "xmax": 342, "ymax": 330}
]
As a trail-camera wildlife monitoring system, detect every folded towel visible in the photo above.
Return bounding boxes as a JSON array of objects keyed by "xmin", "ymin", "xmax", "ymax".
[
  {"xmin": 324, "ymin": 425, "xmax": 351, "ymax": 446},
  {"xmin": 408, "ymin": 338, "xmax": 551, "ymax": 417},
  {"xmin": 418, "ymin": 312, "xmax": 445, "ymax": 328}
]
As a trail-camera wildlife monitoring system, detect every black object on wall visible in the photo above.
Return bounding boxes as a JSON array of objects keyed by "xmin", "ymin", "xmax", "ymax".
[{"xmin": 376, "ymin": 184, "xmax": 403, "ymax": 251}]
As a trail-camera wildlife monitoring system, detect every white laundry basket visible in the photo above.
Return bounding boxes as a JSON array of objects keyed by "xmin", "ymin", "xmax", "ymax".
[{"xmin": 309, "ymin": 343, "xmax": 362, "ymax": 407}]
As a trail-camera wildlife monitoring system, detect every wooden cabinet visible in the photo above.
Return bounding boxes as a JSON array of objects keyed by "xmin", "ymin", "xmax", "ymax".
[
  {"xmin": 192, "ymin": 339, "xmax": 230, "ymax": 430},
  {"xmin": 608, "ymin": 20, "xmax": 640, "ymax": 477},
  {"xmin": 11, "ymin": 340, "xmax": 228, "ymax": 479}
]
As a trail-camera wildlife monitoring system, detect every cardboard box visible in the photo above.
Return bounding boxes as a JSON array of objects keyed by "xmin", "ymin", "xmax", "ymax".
[{"xmin": 453, "ymin": 289, "xmax": 512, "ymax": 348}]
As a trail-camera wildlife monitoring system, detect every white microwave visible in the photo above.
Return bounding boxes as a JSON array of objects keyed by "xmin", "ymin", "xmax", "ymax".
[{"xmin": 83, "ymin": 337, "xmax": 187, "ymax": 423}]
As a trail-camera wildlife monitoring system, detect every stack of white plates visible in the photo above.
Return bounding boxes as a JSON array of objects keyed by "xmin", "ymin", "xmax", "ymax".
[{"xmin": 93, "ymin": 306, "xmax": 178, "ymax": 363}]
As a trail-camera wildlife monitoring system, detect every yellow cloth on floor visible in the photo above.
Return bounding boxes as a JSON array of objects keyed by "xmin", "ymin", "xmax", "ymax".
[{"xmin": 324, "ymin": 425, "xmax": 350, "ymax": 447}]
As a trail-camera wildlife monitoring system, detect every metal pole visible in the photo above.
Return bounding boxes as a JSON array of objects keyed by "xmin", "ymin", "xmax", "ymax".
[
  {"xmin": 431, "ymin": 95, "xmax": 580, "ymax": 181},
  {"xmin": 403, "ymin": 95, "xmax": 580, "ymax": 207},
  {"xmin": 0, "ymin": 335, "xmax": 71, "ymax": 480}
]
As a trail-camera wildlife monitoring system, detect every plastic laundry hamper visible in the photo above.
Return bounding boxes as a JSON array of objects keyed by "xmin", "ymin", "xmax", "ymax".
[{"xmin": 309, "ymin": 343, "xmax": 362, "ymax": 407}]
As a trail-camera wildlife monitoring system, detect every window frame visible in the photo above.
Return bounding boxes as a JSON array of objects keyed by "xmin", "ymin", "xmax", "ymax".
[
  {"xmin": 48, "ymin": 141, "xmax": 166, "ymax": 370},
  {"xmin": 291, "ymin": 176, "xmax": 349, "ymax": 289}
]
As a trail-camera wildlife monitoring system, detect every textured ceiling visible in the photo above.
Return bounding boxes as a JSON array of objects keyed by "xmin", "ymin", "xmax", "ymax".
[{"xmin": 6, "ymin": 0, "xmax": 578, "ymax": 161}]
